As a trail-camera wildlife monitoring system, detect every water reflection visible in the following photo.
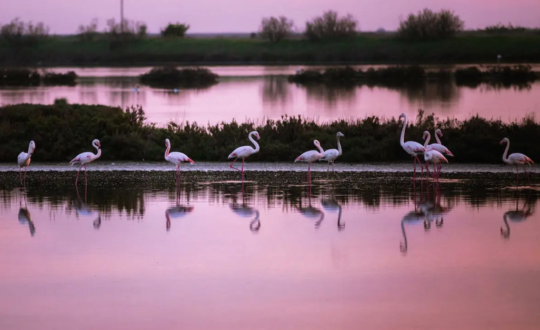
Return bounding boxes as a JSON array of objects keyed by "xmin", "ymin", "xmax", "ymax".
[
  {"xmin": 321, "ymin": 197, "xmax": 345, "ymax": 230},
  {"xmin": 165, "ymin": 189, "xmax": 194, "ymax": 231},
  {"xmin": 72, "ymin": 185, "xmax": 102, "ymax": 229},
  {"xmin": 229, "ymin": 195, "xmax": 261, "ymax": 233},
  {"xmin": 18, "ymin": 194, "xmax": 36, "ymax": 237},
  {"xmin": 501, "ymin": 191, "xmax": 535, "ymax": 239},
  {"xmin": 295, "ymin": 193, "xmax": 325, "ymax": 229}
]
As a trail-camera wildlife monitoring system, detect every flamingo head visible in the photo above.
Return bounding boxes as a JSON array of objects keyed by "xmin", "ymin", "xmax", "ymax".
[
  {"xmin": 500, "ymin": 138, "xmax": 509, "ymax": 145},
  {"xmin": 250, "ymin": 131, "xmax": 260, "ymax": 140},
  {"xmin": 337, "ymin": 132, "xmax": 345, "ymax": 137},
  {"xmin": 92, "ymin": 139, "xmax": 101, "ymax": 148},
  {"xmin": 422, "ymin": 131, "xmax": 429, "ymax": 140},
  {"xmin": 314, "ymin": 140, "xmax": 321, "ymax": 147},
  {"xmin": 165, "ymin": 139, "xmax": 170, "ymax": 147},
  {"xmin": 424, "ymin": 151, "xmax": 432, "ymax": 162},
  {"xmin": 399, "ymin": 113, "xmax": 406, "ymax": 121},
  {"xmin": 436, "ymin": 129, "xmax": 443, "ymax": 137},
  {"xmin": 29, "ymin": 140, "xmax": 36, "ymax": 154}
]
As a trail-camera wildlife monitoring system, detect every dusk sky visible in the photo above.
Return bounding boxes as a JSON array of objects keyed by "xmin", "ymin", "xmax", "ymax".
[{"xmin": 1, "ymin": 0, "xmax": 540, "ymax": 34}]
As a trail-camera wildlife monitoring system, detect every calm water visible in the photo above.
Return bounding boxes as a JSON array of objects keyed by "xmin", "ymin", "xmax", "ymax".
[
  {"xmin": 1, "ymin": 181, "xmax": 540, "ymax": 329},
  {"xmin": 0, "ymin": 65, "xmax": 539, "ymax": 125}
]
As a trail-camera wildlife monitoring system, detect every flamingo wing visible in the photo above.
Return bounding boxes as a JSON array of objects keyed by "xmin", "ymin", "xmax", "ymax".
[
  {"xmin": 509, "ymin": 153, "xmax": 534, "ymax": 165},
  {"xmin": 403, "ymin": 141, "xmax": 425, "ymax": 156},
  {"xmin": 70, "ymin": 152, "xmax": 95, "ymax": 166},
  {"xmin": 168, "ymin": 152, "xmax": 194, "ymax": 164},
  {"xmin": 17, "ymin": 152, "xmax": 28, "ymax": 167},
  {"xmin": 228, "ymin": 146, "xmax": 255, "ymax": 159},
  {"xmin": 427, "ymin": 143, "xmax": 454, "ymax": 156},
  {"xmin": 295, "ymin": 150, "xmax": 324, "ymax": 163},
  {"xmin": 320, "ymin": 149, "xmax": 339, "ymax": 162}
]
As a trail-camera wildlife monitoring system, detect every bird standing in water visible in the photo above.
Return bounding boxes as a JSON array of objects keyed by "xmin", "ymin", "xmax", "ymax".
[{"xmin": 17, "ymin": 140, "xmax": 35, "ymax": 186}]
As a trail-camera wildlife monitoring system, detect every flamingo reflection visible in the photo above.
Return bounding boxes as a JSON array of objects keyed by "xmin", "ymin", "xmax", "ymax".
[
  {"xmin": 18, "ymin": 195, "xmax": 36, "ymax": 237},
  {"xmin": 229, "ymin": 191, "xmax": 260, "ymax": 232},
  {"xmin": 321, "ymin": 198, "xmax": 344, "ymax": 231},
  {"xmin": 165, "ymin": 189, "xmax": 194, "ymax": 231},
  {"xmin": 501, "ymin": 192, "xmax": 534, "ymax": 239},
  {"xmin": 75, "ymin": 185, "xmax": 101, "ymax": 229},
  {"xmin": 296, "ymin": 194, "xmax": 325, "ymax": 229}
]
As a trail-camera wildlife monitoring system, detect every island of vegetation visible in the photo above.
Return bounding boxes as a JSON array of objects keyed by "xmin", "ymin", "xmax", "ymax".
[
  {"xmin": 0, "ymin": 68, "xmax": 78, "ymax": 86},
  {"xmin": 139, "ymin": 66, "xmax": 219, "ymax": 88}
]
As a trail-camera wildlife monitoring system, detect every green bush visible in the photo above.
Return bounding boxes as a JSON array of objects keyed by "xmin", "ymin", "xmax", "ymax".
[
  {"xmin": 161, "ymin": 23, "xmax": 190, "ymax": 37},
  {"xmin": 139, "ymin": 66, "xmax": 218, "ymax": 88},
  {"xmin": 398, "ymin": 9, "xmax": 463, "ymax": 40},
  {"xmin": 0, "ymin": 18, "xmax": 49, "ymax": 45},
  {"xmin": 105, "ymin": 18, "xmax": 147, "ymax": 42},
  {"xmin": 259, "ymin": 16, "xmax": 294, "ymax": 42},
  {"xmin": 305, "ymin": 11, "xmax": 357, "ymax": 41}
]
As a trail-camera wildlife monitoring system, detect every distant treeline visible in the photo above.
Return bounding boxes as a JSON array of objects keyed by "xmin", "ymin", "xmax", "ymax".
[
  {"xmin": 0, "ymin": 104, "xmax": 539, "ymax": 164},
  {"xmin": 0, "ymin": 68, "xmax": 77, "ymax": 86}
]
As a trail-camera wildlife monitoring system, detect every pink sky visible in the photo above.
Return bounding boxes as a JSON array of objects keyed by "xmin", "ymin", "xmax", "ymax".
[{"xmin": 1, "ymin": 0, "xmax": 540, "ymax": 34}]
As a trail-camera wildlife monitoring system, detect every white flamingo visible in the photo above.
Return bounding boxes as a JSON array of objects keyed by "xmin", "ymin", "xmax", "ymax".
[
  {"xmin": 501, "ymin": 138, "xmax": 534, "ymax": 182},
  {"xmin": 501, "ymin": 195, "xmax": 533, "ymax": 239},
  {"xmin": 399, "ymin": 113, "xmax": 426, "ymax": 179},
  {"xmin": 165, "ymin": 139, "xmax": 194, "ymax": 183},
  {"xmin": 295, "ymin": 140, "xmax": 325, "ymax": 184},
  {"xmin": 228, "ymin": 131, "xmax": 260, "ymax": 181},
  {"xmin": 17, "ymin": 140, "xmax": 35, "ymax": 185},
  {"xmin": 165, "ymin": 205, "xmax": 195, "ymax": 231},
  {"xmin": 423, "ymin": 131, "xmax": 453, "ymax": 174},
  {"xmin": 69, "ymin": 139, "xmax": 101, "ymax": 185},
  {"xmin": 424, "ymin": 150, "xmax": 448, "ymax": 181},
  {"xmin": 320, "ymin": 132, "xmax": 345, "ymax": 172}
]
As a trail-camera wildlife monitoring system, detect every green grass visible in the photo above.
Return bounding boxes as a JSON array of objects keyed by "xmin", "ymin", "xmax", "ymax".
[
  {"xmin": 2, "ymin": 35, "xmax": 540, "ymax": 65},
  {"xmin": 1, "ymin": 104, "xmax": 539, "ymax": 164}
]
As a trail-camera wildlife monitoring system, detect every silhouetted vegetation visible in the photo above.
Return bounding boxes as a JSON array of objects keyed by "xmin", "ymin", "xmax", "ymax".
[
  {"xmin": 139, "ymin": 66, "xmax": 218, "ymax": 88},
  {"xmin": 305, "ymin": 11, "xmax": 357, "ymax": 40},
  {"xmin": 0, "ymin": 18, "xmax": 49, "ymax": 45},
  {"xmin": 289, "ymin": 65, "xmax": 538, "ymax": 86},
  {"xmin": 0, "ymin": 68, "xmax": 77, "ymax": 86},
  {"xmin": 105, "ymin": 18, "xmax": 147, "ymax": 42},
  {"xmin": 259, "ymin": 16, "xmax": 294, "ymax": 42},
  {"xmin": 1, "ymin": 104, "xmax": 539, "ymax": 164},
  {"xmin": 161, "ymin": 23, "xmax": 190, "ymax": 38},
  {"xmin": 398, "ymin": 9, "xmax": 464, "ymax": 39},
  {"xmin": 480, "ymin": 23, "xmax": 537, "ymax": 35},
  {"xmin": 77, "ymin": 18, "xmax": 100, "ymax": 42},
  {"xmin": 1, "ymin": 35, "xmax": 540, "ymax": 65}
]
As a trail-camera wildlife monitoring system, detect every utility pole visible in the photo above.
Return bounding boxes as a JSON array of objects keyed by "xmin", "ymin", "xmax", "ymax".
[{"xmin": 120, "ymin": 0, "xmax": 124, "ymax": 33}]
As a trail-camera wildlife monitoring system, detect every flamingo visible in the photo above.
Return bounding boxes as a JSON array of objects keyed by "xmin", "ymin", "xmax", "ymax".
[
  {"xmin": 295, "ymin": 140, "xmax": 325, "ymax": 184},
  {"xmin": 295, "ymin": 196, "xmax": 325, "ymax": 229},
  {"xmin": 18, "ymin": 201, "xmax": 36, "ymax": 237},
  {"xmin": 423, "ymin": 130, "xmax": 454, "ymax": 174},
  {"xmin": 74, "ymin": 184, "xmax": 102, "ymax": 229},
  {"xmin": 228, "ymin": 131, "xmax": 260, "ymax": 181},
  {"xmin": 165, "ymin": 138, "xmax": 194, "ymax": 183},
  {"xmin": 399, "ymin": 113, "xmax": 426, "ymax": 179},
  {"xmin": 320, "ymin": 132, "xmax": 345, "ymax": 172},
  {"xmin": 69, "ymin": 139, "xmax": 101, "ymax": 185},
  {"xmin": 17, "ymin": 140, "xmax": 35, "ymax": 185},
  {"xmin": 400, "ymin": 209, "xmax": 425, "ymax": 254},
  {"xmin": 229, "ymin": 203, "xmax": 261, "ymax": 232},
  {"xmin": 424, "ymin": 150, "xmax": 448, "ymax": 181},
  {"xmin": 501, "ymin": 138, "xmax": 534, "ymax": 182}
]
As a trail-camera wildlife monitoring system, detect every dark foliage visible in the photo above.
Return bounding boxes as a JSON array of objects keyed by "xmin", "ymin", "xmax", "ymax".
[
  {"xmin": 455, "ymin": 65, "xmax": 537, "ymax": 86},
  {"xmin": 139, "ymin": 66, "xmax": 219, "ymax": 88},
  {"xmin": 0, "ymin": 69, "xmax": 77, "ymax": 86},
  {"xmin": 0, "ymin": 18, "xmax": 49, "ymax": 45},
  {"xmin": 305, "ymin": 11, "xmax": 357, "ymax": 41},
  {"xmin": 259, "ymin": 16, "xmax": 294, "ymax": 42},
  {"xmin": 398, "ymin": 9, "xmax": 464, "ymax": 40},
  {"xmin": 161, "ymin": 23, "xmax": 190, "ymax": 38},
  {"xmin": 1, "ymin": 105, "xmax": 539, "ymax": 164},
  {"xmin": 42, "ymin": 71, "xmax": 78, "ymax": 85}
]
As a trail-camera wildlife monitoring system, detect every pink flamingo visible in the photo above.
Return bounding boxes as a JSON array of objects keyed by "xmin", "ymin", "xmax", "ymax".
[
  {"xmin": 165, "ymin": 138, "xmax": 194, "ymax": 183},
  {"xmin": 17, "ymin": 140, "xmax": 35, "ymax": 185},
  {"xmin": 423, "ymin": 131, "xmax": 453, "ymax": 174},
  {"xmin": 424, "ymin": 150, "xmax": 448, "ymax": 182},
  {"xmin": 295, "ymin": 140, "xmax": 325, "ymax": 185},
  {"xmin": 399, "ymin": 113, "xmax": 426, "ymax": 179},
  {"xmin": 228, "ymin": 131, "xmax": 260, "ymax": 181},
  {"xmin": 501, "ymin": 138, "xmax": 534, "ymax": 182},
  {"xmin": 320, "ymin": 132, "xmax": 345, "ymax": 172},
  {"xmin": 70, "ymin": 139, "xmax": 101, "ymax": 185}
]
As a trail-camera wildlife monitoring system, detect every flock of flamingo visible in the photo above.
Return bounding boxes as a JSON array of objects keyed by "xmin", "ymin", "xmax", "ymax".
[{"xmin": 16, "ymin": 113, "xmax": 534, "ymax": 186}]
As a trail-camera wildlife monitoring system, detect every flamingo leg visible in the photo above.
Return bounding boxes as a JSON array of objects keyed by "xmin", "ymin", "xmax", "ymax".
[
  {"xmin": 24, "ymin": 167, "xmax": 27, "ymax": 186},
  {"xmin": 84, "ymin": 165, "xmax": 88, "ymax": 185},
  {"xmin": 416, "ymin": 156, "xmax": 424, "ymax": 176},
  {"xmin": 516, "ymin": 165, "xmax": 519, "ymax": 184},
  {"xmin": 308, "ymin": 162, "xmax": 311, "ymax": 185},
  {"xmin": 241, "ymin": 159, "xmax": 245, "ymax": 181},
  {"xmin": 327, "ymin": 162, "xmax": 330, "ymax": 172},
  {"xmin": 413, "ymin": 157, "xmax": 417, "ymax": 180},
  {"xmin": 76, "ymin": 164, "xmax": 84, "ymax": 185},
  {"xmin": 229, "ymin": 158, "xmax": 242, "ymax": 173},
  {"xmin": 176, "ymin": 164, "xmax": 181, "ymax": 184},
  {"xmin": 522, "ymin": 164, "xmax": 529, "ymax": 182},
  {"xmin": 426, "ymin": 162, "xmax": 431, "ymax": 180},
  {"xmin": 19, "ymin": 168, "xmax": 22, "ymax": 184}
]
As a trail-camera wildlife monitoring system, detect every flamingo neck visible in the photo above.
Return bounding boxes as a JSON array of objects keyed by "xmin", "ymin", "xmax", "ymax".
[
  {"xmin": 400, "ymin": 115, "xmax": 407, "ymax": 146},
  {"xmin": 253, "ymin": 210, "xmax": 260, "ymax": 221},
  {"xmin": 424, "ymin": 132, "xmax": 431, "ymax": 148},
  {"xmin": 435, "ymin": 130, "xmax": 442, "ymax": 144},
  {"xmin": 27, "ymin": 144, "xmax": 34, "ymax": 156},
  {"xmin": 337, "ymin": 205, "xmax": 342, "ymax": 223},
  {"xmin": 249, "ymin": 133, "xmax": 260, "ymax": 153},
  {"xmin": 315, "ymin": 142, "xmax": 324, "ymax": 156},
  {"xmin": 95, "ymin": 146, "xmax": 102, "ymax": 160},
  {"xmin": 336, "ymin": 135, "xmax": 342, "ymax": 155},
  {"xmin": 401, "ymin": 219, "xmax": 408, "ymax": 249},
  {"xmin": 502, "ymin": 140, "xmax": 510, "ymax": 163},
  {"xmin": 165, "ymin": 143, "xmax": 171, "ymax": 160}
]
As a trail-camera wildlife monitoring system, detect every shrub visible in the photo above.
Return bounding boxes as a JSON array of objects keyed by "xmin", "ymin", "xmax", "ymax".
[
  {"xmin": 139, "ymin": 66, "xmax": 219, "ymax": 88},
  {"xmin": 42, "ymin": 71, "xmax": 78, "ymax": 85},
  {"xmin": 105, "ymin": 18, "xmax": 147, "ymax": 41},
  {"xmin": 398, "ymin": 9, "xmax": 463, "ymax": 39},
  {"xmin": 305, "ymin": 11, "xmax": 357, "ymax": 41},
  {"xmin": 482, "ymin": 23, "xmax": 528, "ymax": 35},
  {"xmin": 161, "ymin": 23, "xmax": 190, "ymax": 37},
  {"xmin": 0, "ymin": 68, "xmax": 40, "ymax": 86},
  {"xmin": 0, "ymin": 18, "xmax": 49, "ymax": 44},
  {"xmin": 259, "ymin": 16, "xmax": 294, "ymax": 42},
  {"xmin": 77, "ymin": 19, "xmax": 99, "ymax": 41}
]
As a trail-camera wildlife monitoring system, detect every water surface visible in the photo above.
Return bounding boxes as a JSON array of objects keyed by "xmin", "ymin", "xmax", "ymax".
[{"xmin": 1, "ymin": 181, "xmax": 539, "ymax": 329}]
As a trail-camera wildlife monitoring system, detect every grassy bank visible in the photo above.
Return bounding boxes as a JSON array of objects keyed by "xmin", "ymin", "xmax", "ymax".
[
  {"xmin": 1, "ymin": 35, "xmax": 540, "ymax": 65},
  {"xmin": 1, "ymin": 104, "xmax": 539, "ymax": 164}
]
